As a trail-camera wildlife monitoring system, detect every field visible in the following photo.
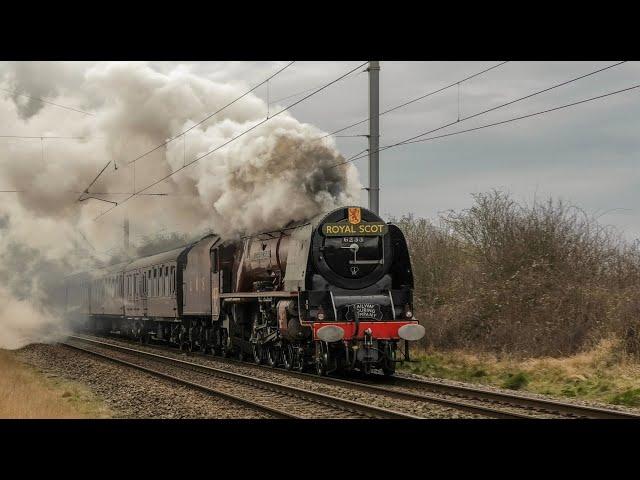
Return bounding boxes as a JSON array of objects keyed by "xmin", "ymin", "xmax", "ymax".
[{"xmin": 0, "ymin": 348, "xmax": 111, "ymax": 419}]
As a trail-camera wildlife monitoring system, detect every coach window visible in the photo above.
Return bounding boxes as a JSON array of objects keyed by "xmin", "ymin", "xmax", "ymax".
[
  {"xmin": 159, "ymin": 266, "xmax": 164, "ymax": 296},
  {"xmin": 164, "ymin": 266, "xmax": 168, "ymax": 295},
  {"xmin": 164, "ymin": 266, "xmax": 168, "ymax": 296}
]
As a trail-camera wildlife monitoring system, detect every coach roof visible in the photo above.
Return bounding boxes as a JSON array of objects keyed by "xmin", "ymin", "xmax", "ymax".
[{"xmin": 124, "ymin": 246, "xmax": 189, "ymax": 271}]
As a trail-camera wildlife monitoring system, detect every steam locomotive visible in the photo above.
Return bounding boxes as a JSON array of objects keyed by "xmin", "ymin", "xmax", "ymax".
[{"xmin": 65, "ymin": 206, "xmax": 424, "ymax": 375}]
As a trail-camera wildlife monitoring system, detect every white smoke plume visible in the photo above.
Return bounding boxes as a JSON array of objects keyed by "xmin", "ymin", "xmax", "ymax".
[{"xmin": 0, "ymin": 61, "xmax": 361, "ymax": 349}]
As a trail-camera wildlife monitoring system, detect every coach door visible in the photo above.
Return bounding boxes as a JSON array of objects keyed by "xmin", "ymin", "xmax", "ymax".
[
  {"xmin": 141, "ymin": 269, "xmax": 149, "ymax": 316},
  {"xmin": 211, "ymin": 248, "xmax": 221, "ymax": 321}
]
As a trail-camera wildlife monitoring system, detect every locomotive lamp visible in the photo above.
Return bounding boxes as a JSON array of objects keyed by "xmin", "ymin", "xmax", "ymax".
[
  {"xmin": 398, "ymin": 323, "xmax": 426, "ymax": 341},
  {"xmin": 317, "ymin": 325, "xmax": 345, "ymax": 342}
]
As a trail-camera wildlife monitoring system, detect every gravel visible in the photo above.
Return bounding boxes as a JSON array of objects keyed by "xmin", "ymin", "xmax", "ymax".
[
  {"xmin": 68, "ymin": 334, "xmax": 484, "ymax": 419},
  {"xmin": 14, "ymin": 343, "xmax": 271, "ymax": 419},
  {"xmin": 64, "ymin": 339, "xmax": 367, "ymax": 419}
]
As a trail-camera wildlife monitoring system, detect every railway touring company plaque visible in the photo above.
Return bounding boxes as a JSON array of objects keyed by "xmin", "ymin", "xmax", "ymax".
[{"xmin": 345, "ymin": 303, "xmax": 383, "ymax": 320}]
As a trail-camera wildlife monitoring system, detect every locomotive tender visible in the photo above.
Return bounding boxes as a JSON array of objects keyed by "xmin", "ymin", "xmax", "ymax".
[{"xmin": 65, "ymin": 206, "xmax": 425, "ymax": 375}]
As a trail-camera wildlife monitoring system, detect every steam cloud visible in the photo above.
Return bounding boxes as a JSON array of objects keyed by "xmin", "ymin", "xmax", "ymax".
[{"xmin": 0, "ymin": 61, "xmax": 361, "ymax": 349}]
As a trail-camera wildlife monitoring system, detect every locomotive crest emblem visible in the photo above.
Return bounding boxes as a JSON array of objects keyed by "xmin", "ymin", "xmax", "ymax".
[{"xmin": 348, "ymin": 207, "xmax": 361, "ymax": 225}]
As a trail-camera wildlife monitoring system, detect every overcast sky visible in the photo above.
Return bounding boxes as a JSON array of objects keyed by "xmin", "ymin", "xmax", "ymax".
[
  {"xmin": 170, "ymin": 61, "xmax": 640, "ymax": 238},
  {"xmin": 4, "ymin": 61, "xmax": 640, "ymax": 239}
]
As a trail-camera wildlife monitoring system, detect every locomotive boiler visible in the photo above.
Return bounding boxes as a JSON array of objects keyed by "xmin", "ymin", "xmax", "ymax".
[{"xmin": 65, "ymin": 206, "xmax": 425, "ymax": 375}]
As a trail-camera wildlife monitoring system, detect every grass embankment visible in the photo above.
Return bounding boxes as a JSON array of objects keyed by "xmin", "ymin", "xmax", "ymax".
[
  {"xmin": 0, "ymin": 349, "xmax": 111, "ymax": 418},
  {"xmin": 402, "ymin": 339, "xmax": 640, "ymax": 407}
]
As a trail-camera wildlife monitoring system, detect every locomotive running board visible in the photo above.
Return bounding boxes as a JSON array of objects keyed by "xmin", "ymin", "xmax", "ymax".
[{"xmin": 219, "ymin": 291, "xmax": 298, "ymax": 299}]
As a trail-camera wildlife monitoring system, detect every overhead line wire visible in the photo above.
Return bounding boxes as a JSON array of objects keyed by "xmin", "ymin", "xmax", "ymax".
[
  {"xmin": 126, "ymin": 61, "xmax": 296, "ymax": 166},
  {"xmin": 318, "ymin": 61, "xmax": 510, "ymax": 141},
  {"xmin": 93, "ymin": 61, "xmax": 368, "ymax": 221},
  {"xmin": 334, "ymin": 81, "xmax": 640, "ymax": 167},
  {"xmin": 331, "ymin": 61, "xmax": 628, "ymax": 168},
  {"xmin": 0, "ymin": 87, "xmax": 95, "ymax": 116}
]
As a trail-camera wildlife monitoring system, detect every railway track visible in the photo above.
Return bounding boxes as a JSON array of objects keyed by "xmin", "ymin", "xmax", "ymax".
[
  {"xmin": 192, "ymin": 347, "xmax": 640, "ymax": 419},
  {"xmin": 365, "ymin": 373, "xmax": 640, "ymax": 419},
  {"xmin": 63, "ymin": 335, "xmax": 421, "ymax": 419},
  {"xmin": 71, "ymin": 333, "xmax": 640, "ymax": 419}
]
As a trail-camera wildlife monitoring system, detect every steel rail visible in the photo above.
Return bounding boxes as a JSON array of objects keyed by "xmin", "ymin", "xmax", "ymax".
[
  {"xmin": 192, "ymin": 340, "xmax": 640, "ymax": 419},
  {"xmin": 74, "ymin": 333, "xmax": 640, "ymax": 419},
  {"xmin": 65, "ymin": 335, "xmax": 420, "ymax": 419},
  {"xmin": 71, "ymin": 334, "xmax": 534, "ymax": 418},
  {"xmin": 367, "ymin": 374, "xmax": 640, "ymax": 420},
  {"xmin": 193, "ymin": 348, "xmax": 534, "ymax": 419},
  {"xmin": 62, "ymin": 341, "xmax": 299, "ymax": 419}
]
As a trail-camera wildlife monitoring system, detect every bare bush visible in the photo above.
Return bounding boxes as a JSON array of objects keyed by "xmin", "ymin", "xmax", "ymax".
[{"xmin": 394, "ymin": 191, "xmax": 640, "ymax": 357}]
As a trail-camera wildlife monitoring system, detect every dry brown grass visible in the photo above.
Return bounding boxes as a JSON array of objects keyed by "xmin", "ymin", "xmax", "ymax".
[
  {"xmin": 0, "ymin": 349, "xmax": 110, "ymax": 419},
  {"xmin": 405, "ymin": 339, "xmax": 640, "ymax": 406}
]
